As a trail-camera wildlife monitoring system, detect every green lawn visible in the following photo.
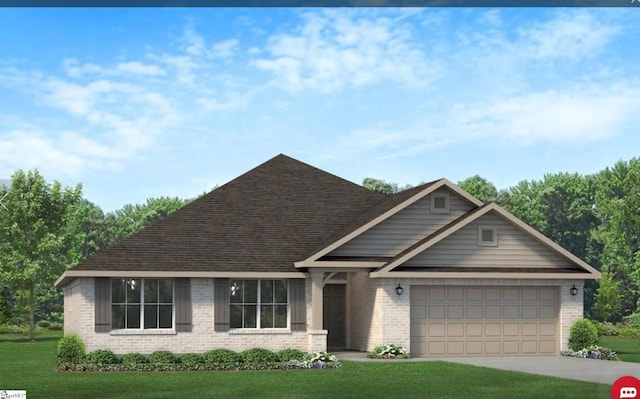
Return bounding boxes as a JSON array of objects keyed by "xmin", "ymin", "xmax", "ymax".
[
  {"xmin": 0, "ymin": 333, "xmax": 612, "ymax": 399},
  {"xmin": 600, "ymin": 336, "xmax": 640, "ymax": 363}
]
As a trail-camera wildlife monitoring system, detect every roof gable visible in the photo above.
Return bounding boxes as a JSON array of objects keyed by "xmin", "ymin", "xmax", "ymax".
[
  {"xmin": 371, "ymin": 203, "xmax": 601, "ymax": 279},
  {"xmin": 296, "ymin": 178, "xmax": 483, "ymax": 267}
]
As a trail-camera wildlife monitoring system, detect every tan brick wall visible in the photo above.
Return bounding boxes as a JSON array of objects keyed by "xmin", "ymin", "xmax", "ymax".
[
  {"xmin": 66, "ymin": 278, "xmax": 309, "ymax": 355},
  {"xmin": 347, "ymin": 272, "xmax": 380, "ymax": 351}
]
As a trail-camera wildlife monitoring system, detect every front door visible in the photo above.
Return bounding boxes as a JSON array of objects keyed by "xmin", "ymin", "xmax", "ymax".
[{"xmin": 323, "ymin": 284, "xmax": 346, "ymax": 350}]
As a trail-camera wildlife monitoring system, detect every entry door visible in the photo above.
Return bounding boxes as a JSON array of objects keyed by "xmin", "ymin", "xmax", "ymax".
[{"xmin": 323, "ymin": 284, "xmax": 346, "ymax": 349}]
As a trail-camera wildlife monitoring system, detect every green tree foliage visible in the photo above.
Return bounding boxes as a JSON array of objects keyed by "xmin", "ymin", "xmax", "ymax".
[
  {"xmin": 457, "ymin": 175, "xmax": 498, "ymax": 203},
  {"xmin": 112, "ymin": 196, "xmax": 190, "ymax": 239},
  {"xmin": 0, "ymin": 170, "xmax": 83, "ymax": 340},
  {"xmin": 593, "ymin": 271, "xmax": 621, "ymax": 322},
  {"xmin": 362, "ymin": 178, "xmax": 413, "ymax": 195},
  {"xmin": 592, "ymin": 158, "xmax": 640, "ymax": 316}
]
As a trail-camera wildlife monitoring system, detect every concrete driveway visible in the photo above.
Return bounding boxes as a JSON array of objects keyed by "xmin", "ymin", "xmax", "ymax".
[{"xmin": 335, "ymin": 352, "xmax": 640, "ymax": 385}]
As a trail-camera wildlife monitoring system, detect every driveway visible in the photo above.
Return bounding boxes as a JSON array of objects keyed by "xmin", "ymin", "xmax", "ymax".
[{"xmin": 335, "ymin": 352, "xmax": 640, "ymax": 385}]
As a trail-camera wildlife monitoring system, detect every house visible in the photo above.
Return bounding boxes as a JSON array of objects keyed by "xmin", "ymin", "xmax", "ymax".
[{"xmin": 55, "ymin": 154, "xmax": 600, "ymax": 357}]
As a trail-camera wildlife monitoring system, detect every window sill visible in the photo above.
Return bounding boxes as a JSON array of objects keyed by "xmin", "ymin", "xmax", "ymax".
[
  {"xmin": 110, "ymin": 329, "xmax": 177, "ymax": 336},
  {"xmin": 229, "ymin": 329, "xmax": 292, "ymax": 335}
]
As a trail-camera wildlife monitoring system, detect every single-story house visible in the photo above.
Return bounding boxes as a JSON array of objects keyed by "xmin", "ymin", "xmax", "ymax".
[{"xmin": 55, "ymin": 154, "xmax": 600, "ymax": 357}]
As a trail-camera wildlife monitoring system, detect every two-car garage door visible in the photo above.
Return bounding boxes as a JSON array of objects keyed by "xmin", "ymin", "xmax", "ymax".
[{"xmin": 410, "ymin": 286, "xmax": 558, "ymax": 357}]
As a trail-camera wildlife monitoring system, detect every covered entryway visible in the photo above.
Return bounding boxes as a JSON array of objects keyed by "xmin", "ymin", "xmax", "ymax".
[
  {"xmin": 410, "ymin": 286, "xmax": 558, "ymax": 357},
  {"xmin": 323, "ymin": 284, "xmax": 346, "ymax": 350}
]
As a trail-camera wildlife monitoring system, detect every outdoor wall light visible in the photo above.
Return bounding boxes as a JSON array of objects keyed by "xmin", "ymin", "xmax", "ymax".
[
  {"xmin": 395, "ymin": 284, "xmax": 404, "ymax": 296},
  {"xmin": 570, "ymin": 284, "xmax": 578, "ymax": 296}
]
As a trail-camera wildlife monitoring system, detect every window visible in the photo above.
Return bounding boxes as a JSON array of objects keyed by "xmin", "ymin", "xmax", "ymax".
[
  {"xmin": 430, "ymin": 193, "xmax": 450, "ymax": 213},
  {"xmin": 230, "ymin": 280, "xmax": 288, "ymax": 329},
  {"xmin": 111, "ymin": 278, "xmax": 173, "ymax": 329},
  {"xmin": 478, "ymin": 226, "xmax": 498, "ymax": 247}
]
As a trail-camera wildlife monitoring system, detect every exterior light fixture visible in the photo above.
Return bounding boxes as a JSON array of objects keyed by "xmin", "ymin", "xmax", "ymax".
[
  {"xmin": 570, "ymin": 284, "xmax": 578, "ymax": 296},
  {"xmin": 395, "ymin": 284, "xmax": 404, "ymax": 296}
]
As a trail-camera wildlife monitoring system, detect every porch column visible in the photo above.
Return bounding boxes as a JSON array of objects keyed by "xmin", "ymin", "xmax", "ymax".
[
  {"xmin": 310, "ymin": 271, "xmax": 324, "ymax": 330},
  {"xmin": 307, "ymin": 271, "xmax": 328, "ymax": 353}
]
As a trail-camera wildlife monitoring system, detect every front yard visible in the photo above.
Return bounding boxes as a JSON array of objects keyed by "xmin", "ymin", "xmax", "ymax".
[
  {"xmin": 0, "ymin": 332, "xmax": 615, "ymax": 399},
  {"xmin": 599, "ymin": 336, "xmax": 640, "ymax": 363}
]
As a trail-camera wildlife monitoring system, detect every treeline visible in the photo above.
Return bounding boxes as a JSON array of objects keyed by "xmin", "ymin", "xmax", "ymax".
[
  {"xmin": 0, "ymin": 170, "xmax": 191, "ymax": 339},
  {"xmin": 364, "ymin": 157, "xmax": 640, "ymax": 321}
]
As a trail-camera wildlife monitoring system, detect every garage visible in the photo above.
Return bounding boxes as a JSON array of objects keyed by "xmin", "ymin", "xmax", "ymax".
[{"xmin": 410, "ymin": 286, "xmax": 558, "ymax": 357}]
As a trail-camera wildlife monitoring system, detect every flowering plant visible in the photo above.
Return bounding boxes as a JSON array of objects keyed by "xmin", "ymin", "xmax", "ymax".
[
  {"xmin": 368, "ymin": 344, "xmax": 410, "ymax": 359},
  {"xmin": 303, "ymin": 352, "xmax": 341, "ymax": 368},
  {"xmin": 561, "ymin": 345, "xmax": 618, "ymax": 361}
]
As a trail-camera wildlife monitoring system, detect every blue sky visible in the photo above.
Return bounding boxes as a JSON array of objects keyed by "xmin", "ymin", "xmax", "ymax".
[{"xmin": 1, "ymin": 8, "xmax": 639, "ymax": 212}]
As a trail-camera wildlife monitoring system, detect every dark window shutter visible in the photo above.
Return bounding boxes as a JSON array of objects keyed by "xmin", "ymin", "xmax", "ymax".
[
  {"xmin": 175, "ymin": 278, "xmax": 192, "ymax": 332},
  {"xmin": 95, "ymin": 278, "xmax": 111, "ymax": 332},
  {"xmin": 290, "ymin": 279, "xmax": 307, "ymax": 332},
  {"xmin": 214, "ymin": 278, "xmax": 230, "ymax": 332}
]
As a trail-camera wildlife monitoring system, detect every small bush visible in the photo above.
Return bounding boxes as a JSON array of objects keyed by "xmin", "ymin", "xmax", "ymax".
[
  {"xmin": 148, "ymin": 350, "xmax": 176, "ymax": 364},
  {"xmin": 57, "ymin": 334, "xmax": 86, "ymax": 364},
  {"xmin": 121, "ymin": 352, "xmax": 148, "ymax": 365},
  {"xmin": 277, "ymin": 348, "xmax": 305, "ymax": 362},
  {"xmin": 203, "ymin": 349, "xmax": 243, "ymax": 365},
  {"xmin": 561, "ymin": 345, "xmax": 618, "ymax": 360},
  {"xmin": 84, "ymin": 350, "xmax": 119, "ymax": 365},
  {"xmin": 241, "ymin": 348, "xmax": 279, "ymax": 364},
  {"xmin": 36, "ymin": 320, "xmax": 51, "ymax": 328},
  {"xmin": 0, "ymin": 325, "xmax": 28, "ymax": 335},
  {"xmin": 48, "ymin": 322, "xmax": 63, "ymax": 331},
  {"xmin": 618, "ymin": 326, "xmax": 640, "ymax": 338},
  {"xmin": 369, "ymin": 344, "xmax": 409, "ymax": 359},
  {"xmin": 179, "ymin": 353, "xmax": 204, "ymax": 366},
  {"xmin": 623, "ymin": 313, "xmax": 640, "ymax": 329},
  {"xmin": 568, "ymin": 319, "xmax": 598, "ymax": 351},
  {"xmin": 594, "ymin": 321, "xmax": 619, "ymax": 336}
]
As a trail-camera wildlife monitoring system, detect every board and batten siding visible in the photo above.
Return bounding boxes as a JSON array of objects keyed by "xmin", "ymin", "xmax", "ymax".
[
  {"xmin": 403, "ymin": 212, "xmax": 574, "ymax": 269},
  {"xmin": 330, "ymin": 188, "xmax": 475, "ymax": 258}
]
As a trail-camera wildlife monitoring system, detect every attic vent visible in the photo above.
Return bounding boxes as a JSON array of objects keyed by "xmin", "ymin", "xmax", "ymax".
[
  {"xmin": 478, "ymin": 226, "xmax": 498, "ymax": 247},
  {"xmin": 430, "ymin": 193, "xmax": 450, "ymax": 214}
]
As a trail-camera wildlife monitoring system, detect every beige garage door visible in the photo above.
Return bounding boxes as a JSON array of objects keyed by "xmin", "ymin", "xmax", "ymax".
[{"xmin": 410, "ymin": 286, "xmax": 558, "ymax": 357}]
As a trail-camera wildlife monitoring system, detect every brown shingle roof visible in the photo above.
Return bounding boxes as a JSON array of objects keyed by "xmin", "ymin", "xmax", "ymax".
[{"xmin": 70, "ymin": 154, "xmax": 384, "ymax": 273}]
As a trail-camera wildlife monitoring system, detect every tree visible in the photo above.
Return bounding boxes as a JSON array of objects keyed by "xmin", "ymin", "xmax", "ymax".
[
  {"xmin": 112, "ymin": 196, "xmax": 191, "ymax": 240},
  {"xmin": 0, "ymin": 170, "xmax": 83, "ymax": 340},
  {"xmin": 457, "ymin": 175, "xmax": 498, "ymax": 203},
  {"xmin": 593, "ymin": 271, "xmax": 621, "ymax": 322}
]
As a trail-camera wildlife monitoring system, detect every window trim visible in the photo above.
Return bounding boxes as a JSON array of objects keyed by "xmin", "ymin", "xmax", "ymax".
[
  {"xmin": 110, "ymin": 278, "xmax": 175, "ymax": 331},
  {"xmin": 229, "ymin": 279, "xmax": 290, "ymax": 330},
  {"xmin": 478, "ymin": 225, "xmax": 498, "ymax": 247},
  {"xmin": 430, "ymin": 193, "xmax": 450, "ymax": 214}
]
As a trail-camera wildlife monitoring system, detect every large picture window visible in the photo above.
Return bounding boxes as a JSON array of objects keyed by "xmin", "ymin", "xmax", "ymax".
[
  {"xmin": 230, "ymin": 280, "xmax": 288, "ymax": 329},
  {"xmin": 111, "ymin": 278, "xmax": 174, "ymax": 329}
]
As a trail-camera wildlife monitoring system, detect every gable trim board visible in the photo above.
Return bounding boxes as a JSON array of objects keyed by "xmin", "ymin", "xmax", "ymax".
[
  {"xmin": 56, "ymin": 154, "xmax": 599, "ymax": 357},
  {"xmin": 295, "ymin": 179, "xmax": 484, "ymax": 268},
  {"xmin": 370, "ymin": 203, "xmax": 600, "ymax": 279}
]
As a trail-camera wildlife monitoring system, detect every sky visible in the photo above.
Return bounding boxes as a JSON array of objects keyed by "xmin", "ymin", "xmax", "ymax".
[{"xmin": 1, "ymin": 8, "xmax": 639, "ymax": 212}]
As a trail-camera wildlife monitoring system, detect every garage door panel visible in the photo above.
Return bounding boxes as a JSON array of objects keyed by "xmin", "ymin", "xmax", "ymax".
[
  {"xmin": 411, "ymin": 286, "xmax": 559, "ymax": 357},
  {"xmin": 429, "ymin": 305, "xmax": 446, "ymax": 319},
  {"xmin": 448, "ymin": 305, "xmax": 464, "ymax": 319},
  {"xmin": 428, "ymin": 323, "xmax": 445, "ymax": 337}
]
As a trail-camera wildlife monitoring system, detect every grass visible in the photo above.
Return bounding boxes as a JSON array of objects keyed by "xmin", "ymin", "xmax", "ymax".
[
  {"xmin": 0, "ymin": 332, "xmax": 612, "ymax": 399},
  {"xmin": 599, "ymin": 336, "xmax": 640, "ymax": 363}
]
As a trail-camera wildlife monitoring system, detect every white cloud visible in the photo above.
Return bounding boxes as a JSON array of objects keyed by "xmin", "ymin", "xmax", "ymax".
[
  {"xmin": 210, "ymin": 39, "xmax": 239, "ymax": 59},
  {"xmin": 251, "ymin": 10, "xmax": 438, "ymax": 93},
  {"xmin": 518, "ymin": 11, "xmax": 620, "ymax": 61},
  {"xmin": 116, "ymin": 62, "xmax": 166, "ymax": 76}
]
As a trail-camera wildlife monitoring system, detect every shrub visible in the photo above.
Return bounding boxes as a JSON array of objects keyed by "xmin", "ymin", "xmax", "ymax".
[
  {"xmin": 148, "ymin": 350, "xmax": 176, "ymax": 364},
  {"xmin": 0, "ymin": 325, "xmax": 28, "ymax": 335},
  {"xmin": 36, "ymin": 320, "xmax": 51, "ymax": 328},
  {"xmin": 48, "ymin": 322, "xmax": 63, "ymax": 331},
  {"xmin": 368, "ymin": 344, "xmax": 410, "ymax": 359},
  {"xmin": 241, "ymin": 348, "xmax": 280, "ymax": 364},
  {"xmin": 203, "ymin": 349, "xmax": 243, "ymax": 365},
  {"xmin": 84, "ymin": 350, "xmax": 119, "ymax": 365},
  {"xmin": 277, "ymin": 348, "xmax": 305, "ymax": 362},
  {"xmin": 121, "ymin": 352, "xmax": 148, "ymax": 365},
  {"xmin": 304, "ymin": 352, "xmax": 340, "ymax": 368},
  {"xmin": 179, "ymin": 353, "xmax": 204, "ymax": 366},
  {"xmin": 593, "ymin": 321, "xmax": 619, "ymax": 336},
  {"xmin": 57, "ymin": 334, "xmax": 86, "ymax": 364},
  {"xmin": 568, "ymin": 319, "xmax": 598, "ymax": 351},
  {"xmin": 623, "ymin": 313, "xmax": 640, "ymax": 329},
  {"xmin": 618, "ymin": 326, "xmax": 640, "ymax": 338}
]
